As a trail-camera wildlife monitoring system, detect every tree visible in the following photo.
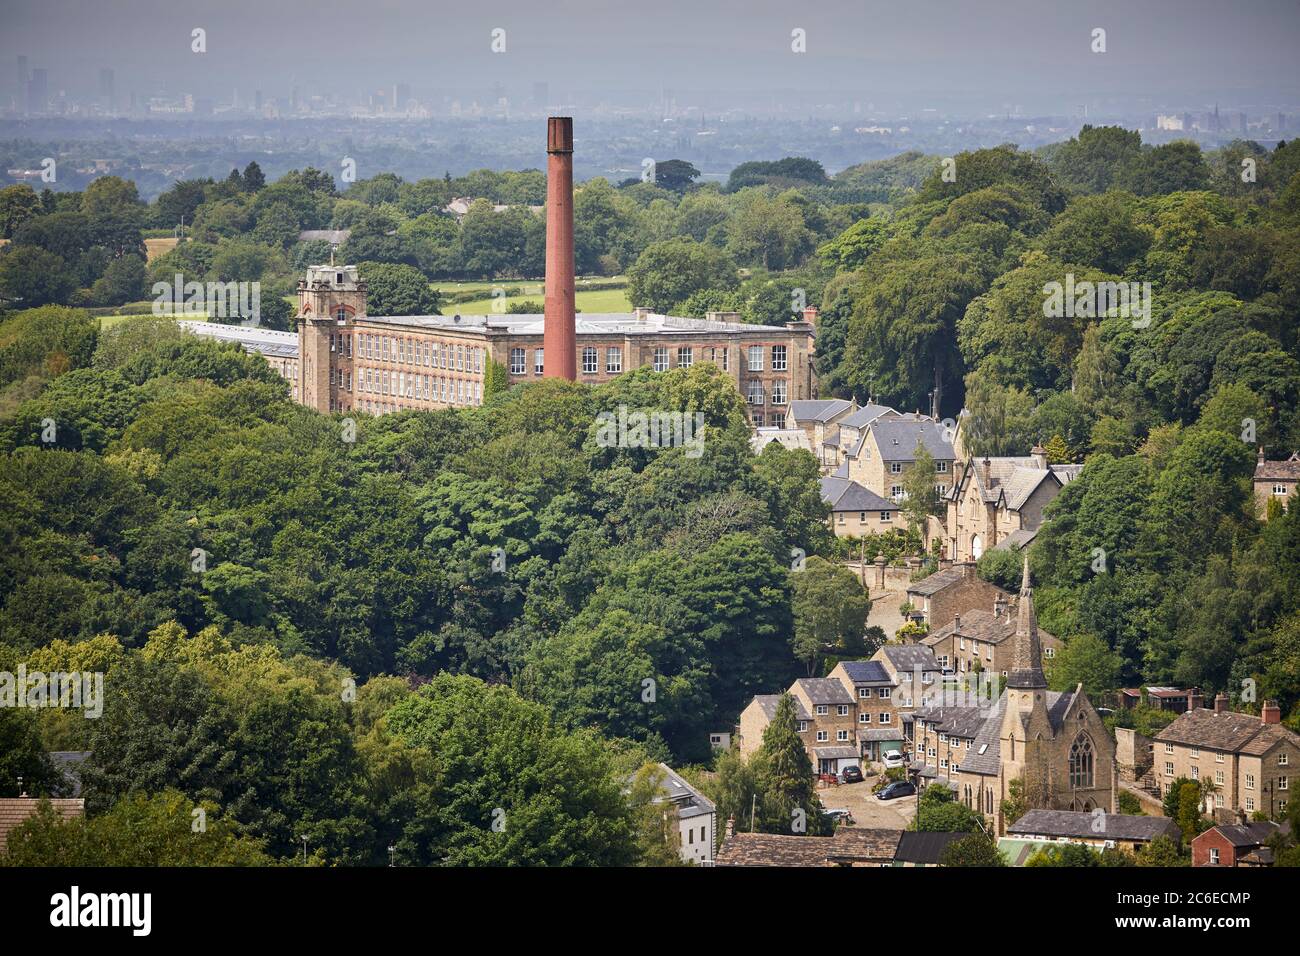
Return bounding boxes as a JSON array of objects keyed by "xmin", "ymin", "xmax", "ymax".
[
  {"xmin": 241, "ymin": 161, "xmax": 266, "ymax": 192},
  {"xmin": 626, "ymin": 237, "xmax": 737, "ymax": 313},
  {"xmin": 1134, "ymin": 836, "xmax": 1189, "ymax": 867},
  {"xmin": 650, "ymin": 159, "xmax": 701, "ymax": 193},
  {"xmin": 0, "ymin": 184, "xmax": 42, "ymax": 239},
  {"xmin": 1000, "ymin": 777, "xmax": 1028, "ymax": 827},
  {"xmin": 0, "ymin": 246, "xmax": 76, "ymax": 307},
  {"xmin": 1049, "ymin": 633, "xmax": 1122, "ymax": 695},
  {"xmin": 1, "ymin": 790, "xmax": 271, "ymax": 866},
  {"xmin": 790, "ymin": 557, "xmax": 871, "ymax": 675},
  {"xmin": 940, "ymin": 831, "xmax": 1006, "ymax": 866},
  {"xmin": 626, "ymin": 762, "xmax": 687, "ymax": 866},
  {"xmin": 1048, "ymin": 125, "xmax": 1144, "ymax": 194},
  {"xmin": 750, "ymin": 694, "xmax": 827, "ymax": 835},
  {"xmin": 915, "ymin": 784, "xmax": 985, "ymax": 832},
  {"xmin": 385, "ymin": 673, "xmax": 637, "ymax": 865},
  {"xmin": 900, "ymin": 443, "xmax": 942, "ymax": 535},
  {"xmin": 358, "ymin": 262, "xmax": 440, "ymax": 316}
]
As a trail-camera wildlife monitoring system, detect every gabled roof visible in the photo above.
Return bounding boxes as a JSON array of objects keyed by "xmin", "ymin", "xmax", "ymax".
[
  {"xmin": 840, "ymin": 403, "xmax": 897, "ymax": 430},
  {"xmin": 787, "ymin": 399, "xmax": 855, "ymax": 424},
  {"xmin": 794, "ymin": 677, "xmax": 855, "ymax": 706},
  {"xmin": 1009, "ymin": 809, "xmax": 1181, "ymax": 843},
  {"xmin": 747, "ymin": 693, "xmax": 812, "ymax": 722},
  {"xmin": 957, "ymin": 456, "xmax": 1072, "ymax": 511},
  {"xmin": 715, "ymin": 828, "xmax": 903, "ymax": 866},
  {"xmin": 1153, "ymin": 708, "xmax": 1299, "ymax": 753},
  {"xmin": 867, "ymin": 419, "xmax": 955, "ymax": 462},
  {"xmin": 958, "ymin": 690, "xmax": 1076, "ymax": 776},
  {"xmin": 651, "ymin": 763, "xmax": 716, "ymax": 820},
  {"xmin": 0, "ymin": 797, "xmax": 85, "ymax": 852},
  {"xmin": 1254, "ymin": 452, "xmax": 1300, "ymax": 481},
  {"xmin": 820, "ymin": 476, "xmax": 894, "ymax": 513},
  {"xmin": 836, "ymin": 660, "xmax": 893, "ymax": 685},
  {"xmin": 1201, "ymin": 821, "xmax": 1289, "ymax": 848},
  {"xmin": 751, "ymin": 428, "xmax": 813, "ymax": 454},
  {"xmin": 912, "ymin": 704, "xmax": 990, "ymax": 740},
  {"xmin": 925, "ymin": 607, "xmax": 1058, "ymax": 648}
]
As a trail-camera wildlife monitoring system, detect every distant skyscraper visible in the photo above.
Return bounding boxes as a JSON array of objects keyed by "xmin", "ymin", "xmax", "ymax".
[
  {"xmin": 254, "ymin": 89, "xmax": 263, "ymax": 112},
  {"xmin": 1237, "ymin": 112, "xmax": 1248, "ymax": 134},
  {"xmin": 392, "ymin": 83, "xmax": 410, "ymax": 110},
  {"xmin": 17, "ymin": 55, "xmax": 28, "ymax": 96},
  {"xmin": 99, "ymin": 68, "xmax": 115, "ymax": 111},
  {"xmin": 26, "ymin": 67, "xmax": 47, "ymax": 114}
]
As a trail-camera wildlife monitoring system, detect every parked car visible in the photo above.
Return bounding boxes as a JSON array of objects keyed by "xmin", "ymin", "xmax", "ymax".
[
  {"xmin": 823, "ymin": 807, "xmax": 855, "ymax": 826},
  {"xmin": 875, "ymin": 781, "xmax": 916, "ymax": 801},
  {"xmin": 881, "ymin": 749, "xmax": 905, "ymax": 769},
  {"xmin": 840, "ymin": 765, "xmax": 864, "ymax": 784}
]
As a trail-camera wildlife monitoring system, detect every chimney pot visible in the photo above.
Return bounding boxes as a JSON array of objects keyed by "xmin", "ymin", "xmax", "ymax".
[
  {"xmin": 725, "ymin": 816, "xmax": 735, "ymax": 838},
  {"xmin": 1214, "ymin": 692, "xmax": 1228, "ymax": 713},
  {"xmin": 1188, "ymin": 688, "xmax": 1204, "ymax": 711},
  {"xmin": 1262, "ymin": 700, "xmax": 1281, "ymax": 724}
]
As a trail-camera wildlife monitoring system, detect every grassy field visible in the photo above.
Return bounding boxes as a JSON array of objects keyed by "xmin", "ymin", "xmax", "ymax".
[{"xmin": 447, "ymin": 287, "xmax": 632, "ymax": 315}]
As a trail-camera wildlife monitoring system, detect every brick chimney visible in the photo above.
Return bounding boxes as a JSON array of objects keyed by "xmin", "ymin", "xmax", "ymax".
[
  {"xmin": 1214, "ymin": 692, "xmax": 1228, "ymax": 713},
  {"xmin": 1188, "ymin": 687, "xmax": 1203, "ymax": 711},
  {"xmin": 1262, "ymin": 700, "xmax": 1281, "ymax": 724},
  {"xmin": 802, "ymin": 306, "xmax": 820, "ymax": 325},
  {"xmin": 543, "ymin": 117, "xmax": 576, "ymax": 381},
  {"xmin": 993, "ymin": 594, "xmax": 1007, "ymax": 619},
  {"xmin": 725, "ymin": 816, "xmax": 735, "ymax": 838}
]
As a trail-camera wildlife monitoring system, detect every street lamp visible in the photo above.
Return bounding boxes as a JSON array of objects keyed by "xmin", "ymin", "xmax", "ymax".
[
  {"xmin": 298, "ymin": 834, "xmax": 308, "ymax": 865},
  {"xmin": 388, "ymin": 844, "xmax": 396, "ymax": 867}
]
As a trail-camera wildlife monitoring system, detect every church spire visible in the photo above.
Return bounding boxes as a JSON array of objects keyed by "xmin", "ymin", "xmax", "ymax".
[{"xmin": 1006, "ymin": 556, "xmax": 1047, "ymax": 689}]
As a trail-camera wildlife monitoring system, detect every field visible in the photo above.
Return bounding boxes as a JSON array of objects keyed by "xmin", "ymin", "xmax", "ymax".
[{"xmin": 447, "ymin": 287, "xmax": 632, "ymax": 315}]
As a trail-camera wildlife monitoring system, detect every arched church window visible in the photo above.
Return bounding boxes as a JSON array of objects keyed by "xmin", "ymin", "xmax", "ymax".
[{"xmin": 1069, "ymin": 733, "xmax": 1094, "ymax": 789}]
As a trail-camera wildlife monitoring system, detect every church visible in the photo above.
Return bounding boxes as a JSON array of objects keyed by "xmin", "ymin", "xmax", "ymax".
[{"xmin": 912, "ymin": 559, "xmax": 1115, "ymax": 834}]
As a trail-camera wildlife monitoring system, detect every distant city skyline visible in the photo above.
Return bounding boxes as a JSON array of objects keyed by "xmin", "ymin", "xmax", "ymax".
[{"xmin": 3, "ymin": 0, "xmax": 1299, "ymax": 118}]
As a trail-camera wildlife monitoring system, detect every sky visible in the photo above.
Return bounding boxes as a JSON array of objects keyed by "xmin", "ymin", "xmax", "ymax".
[{"xmin": 3, "ymin": 0, "xmax": 1299, "ymax": 112}]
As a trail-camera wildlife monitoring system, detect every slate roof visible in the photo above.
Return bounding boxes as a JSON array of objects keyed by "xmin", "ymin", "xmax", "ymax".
[
  {"xmin": 49, "ymin": 751, "xmax": 91, "ymax": 798},
  {"xmin": 1253, "ymin": 453, "xmax": 1300, "ymax": 481},
  {"xmin": 0, "ymin": 797, "xmax": 84, "ymax": 852},
  {"xmin": 652, "ymin": 763, "xmax": 716, "ymax": 821},
  {"xmin": 869, "ymin": 419, "xmax": 955, "ymax": 462},
  {"xmin": 913, "ymin": 704, "xmax": 992, "ymax": 741},
  {"xmin": 837, "ymin": 660, "xmax": 893, "ymax": 685},
  {"xmin": 924, "ymin": 607, "xmax": 1058, "ymax": 649},
  {"xmin": 179, "ymin": 320, "xmax": 300, "ymax": 359},
  {"xmin": 894, "ymin": 830, "xmax": 967, "ymax": 865},
  {"xmin": 1154, "ymin": 708, "xmax": 1299, "ymax": 754},
  {"xmin": 960, "ymin": 456, "xmax": 1072, "ymax": 510},
  {"xmin": 992, "ymin": 527, "xmax": 1040, "ymax": 551},
  {"xmin": 1008, "ymin": 809, "xmax": 1182, "ymax": 844},
  {"xmin": 878, "ymin": 645, "xmax": 942, "ymax": 673},
  {"xmin": 787, "ymin": 399, "xmax": 855, "ymax": 424},
  {"xmin": 958, "ymin": 691, "xmax": 1075, "ymax": 776},
  {"xmin": 795, "ymin": 677, "xmax": 854, "ymax": 706},
  {"xmin": 821, "ymin": 476, "xmax": 894, "ymax": 513},
  {"xmin": 812, "ymin": 746, "xmax": 860, "ymax": 761},
  {"xmin": 840, "ymin": 403, "xmax": 897, "ymax": 430},
  {"xmin": 858, "ymin": 728, "xmax": 904, "ymax": 742},
  {"xmin": 749, "ymin": 693, "xmax": 812, "ymax": 722},
  {"xmin": 716, "ymin": 828, "xmax": 903, "ymax": 866},
  {"xmin": 1203, "ymin": 821, "xmax": 1289, "ymax": 848}
]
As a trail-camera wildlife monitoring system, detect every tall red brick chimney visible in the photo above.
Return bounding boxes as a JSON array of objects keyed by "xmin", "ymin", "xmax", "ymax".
[{"xmin": 544, "ymin": 116, "xmax": 576, "ymax": 381}]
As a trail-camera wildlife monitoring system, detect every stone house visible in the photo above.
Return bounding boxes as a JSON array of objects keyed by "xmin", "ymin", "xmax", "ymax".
[
  {"xmin": 918, "ymin": 600, "xmax": 1063, "ymax": 678},
  {"xmin": 784, "ymin": 399, "xmax": 857, "ymax": 470},
  {"xmin": 820, "ymin": 476, "xmax": 901, "ymax": 538},
  {"xmin": 904, "ymin": 562, "xmax": 1010, "ymax": 627},
  {"xmin": 1253, "ymin": 450, "xmax": 1299, "ymax": 517},
  {"xmin": 827, "ymin": 659, "xmax": 905, "ymax": 761},
  {"xmin": 847, "ymin": 417, "xmax": 955, "ymax": 504},
  {"xmin": 943, "ymin": 445, "xmax": 1081, "ymax": 561},
  {"xmin": 1151, "ymin": 697, "xmax": 1297, "ymax": 821}
]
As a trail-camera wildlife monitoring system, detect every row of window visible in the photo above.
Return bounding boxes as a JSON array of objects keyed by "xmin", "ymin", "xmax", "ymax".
[
  {"xmin": 348, "ymin": 332, "xmax": 484, "ymax": 373},
  {"xmin": 1164, "ymin": 743, "xmax": 1291, "ymax": 767},
  {"xmin": 354, "ymin": 367, "xmax": 481, "ymax": 405}
]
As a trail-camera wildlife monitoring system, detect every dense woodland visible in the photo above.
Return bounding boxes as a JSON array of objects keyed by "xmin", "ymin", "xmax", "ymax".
[{"xmin": 1, "ymin": 126, "xmax": 1299, "ymax": 863}]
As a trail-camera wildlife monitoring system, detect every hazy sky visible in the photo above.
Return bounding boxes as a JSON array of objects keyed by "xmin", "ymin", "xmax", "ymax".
[{"xmin": 4, "ymin": 0, "xmax": 1299, "ymax": 110}]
